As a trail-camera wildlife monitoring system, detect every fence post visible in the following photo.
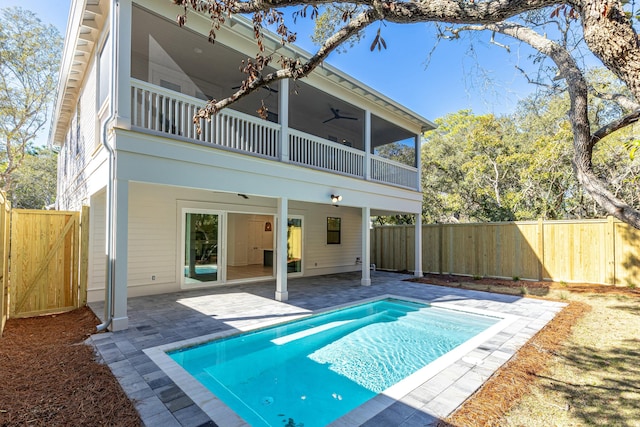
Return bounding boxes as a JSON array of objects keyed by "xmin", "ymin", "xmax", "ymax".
[
  {"xmin": 537, "ymin": 218, "xmax": 545, "ymax": 281},
  {"xmin": 79, "ymin": 206, "xmax": 90, "ymax": 307},
  {"xmin": 438, "ymin": 225, "xmax": 444, "ymax": 274},
  {"xmin": 0, "ymin": 192, "xmax": 9, "ymax": 337},
  {"xmin": 605, "ymin": 215, "xmax": 616, "ymax": 285}
]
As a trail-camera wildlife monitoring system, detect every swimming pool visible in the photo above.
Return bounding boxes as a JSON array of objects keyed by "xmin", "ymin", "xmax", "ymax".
[{"xmin": 167, "ymin": 298, "xmax": 500, "ymax": 426}]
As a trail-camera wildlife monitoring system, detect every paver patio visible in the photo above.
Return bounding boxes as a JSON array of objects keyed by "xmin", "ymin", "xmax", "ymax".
[{"xmin": 88, "ymin": 271, "xmax": 565, "ymax": 426}]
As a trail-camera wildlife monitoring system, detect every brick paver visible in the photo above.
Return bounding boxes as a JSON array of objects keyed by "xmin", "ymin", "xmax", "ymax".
[{"xmin": 88, "ymin": 271, "xmax": 565, "ymax": 426}]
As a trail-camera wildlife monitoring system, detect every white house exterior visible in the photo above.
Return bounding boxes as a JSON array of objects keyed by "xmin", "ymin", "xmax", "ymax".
[{"xmin": 51, "ymin": 0, "xmax": 433, "ymax": 331}]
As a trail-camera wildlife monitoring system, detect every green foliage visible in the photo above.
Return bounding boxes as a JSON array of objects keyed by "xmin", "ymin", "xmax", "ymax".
[
  {"xmin": 9, "ymin": 147, "xmax": 57, "ymax": 209},
  {"xmin": 420, "ymin": 78, "xmax": 640, "ymax": 223},
  {"xmin": 310, "ymin": 6, "xmax": 365, "ymax": 53},
  {"xmin": 0, "ymin": 7, "xmax": 62, "ymax": 191},
  {"xmin": 374, "ymin": 141, "xmax": 415, "ymax": 167},
  {"xmin": 422, "ymin": 110, "xmax": 524, "ymax": 222},
  {"xmin": 625, "ymin": 139, "xmax": 640, "ymax": 160}
]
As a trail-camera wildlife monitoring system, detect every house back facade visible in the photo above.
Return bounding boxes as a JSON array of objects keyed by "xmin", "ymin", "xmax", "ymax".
[{"xmin": 51, "ymin": 0, "xmax": 433, "ymax": 331}]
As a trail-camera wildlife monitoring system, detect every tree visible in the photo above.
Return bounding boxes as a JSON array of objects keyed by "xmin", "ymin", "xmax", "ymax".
[
  {"xmin": 9, "ymin": 147, "xmax": 58, "ymax": 209},
  {"xmin": 0, "ymin": 7, "xmax": 62, "ymax": 192},
  {"xmin": 173, "ymin": 0, "xmax": 640, "ymax": 228},
  {"xmin": 421, "ymin": 92, "xmax": 640, "ymax": 222},
  {"xmin": 422, "ymin": 111, "xmax": 527, "ymax": 222}
]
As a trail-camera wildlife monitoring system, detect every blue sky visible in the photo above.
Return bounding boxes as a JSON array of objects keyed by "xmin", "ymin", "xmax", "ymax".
[{"xmin": 2, "ymin": 0, "xmax": 548, "ymax": 144}]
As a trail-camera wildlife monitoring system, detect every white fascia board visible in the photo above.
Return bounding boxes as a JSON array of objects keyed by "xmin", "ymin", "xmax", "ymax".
[{"xmin": 133, "ymin": 0, "xmax": 435, "ymax": 132}]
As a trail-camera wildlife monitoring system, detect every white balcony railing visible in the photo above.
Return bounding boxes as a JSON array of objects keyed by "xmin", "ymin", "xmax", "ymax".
[
  {"xmin": 288, "ymin": 130, "xmax": 365, "ymax": 178},
  {"xmin": 131, "ymin": 79, "xmax": 280, "ymax": 159},
  {"xmin": 371, "ymin": 156, "xmax": 418, "ymax": 189},
  {"xmin": 130, "ymin": 79, "xmax": 418, "ymax": 190}
]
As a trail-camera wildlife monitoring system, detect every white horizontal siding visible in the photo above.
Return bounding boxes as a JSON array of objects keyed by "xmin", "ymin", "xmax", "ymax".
[
  {"xmin": 88, "ymin": 183, "xmax": 366, "ymax": 301},
  {"xmin": 87, "ymin": 191, "xmax": 106, "ymax": 302},
  {"xmin": 128, "ymin": 183, "xmax": 178, "ymax": 287},
  {"xmin": 290, "ymin": 202, "xmax": 362, "ymax": 275}
]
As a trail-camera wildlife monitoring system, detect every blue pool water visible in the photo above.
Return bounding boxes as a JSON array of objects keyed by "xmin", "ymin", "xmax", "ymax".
[
  {"xmin": 169, "ymin": 298, "xmax": 498, "ymax": 426},
  {"xmin": 183, "ymin": 265, "xmax": 217, "ymax": 275}
]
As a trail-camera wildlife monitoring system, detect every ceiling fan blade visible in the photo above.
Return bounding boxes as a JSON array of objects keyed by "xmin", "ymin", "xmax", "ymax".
[
  {"xmin": 340, "ymin": 116, "xmax": 358, "ymax": 121},
  {"xmin": 231, "ymin": 85, "xmax": 278, "ymax": 93},
  {"xmin": 323, "ymin": 117, "xmax": 336, "ymax": 124}
]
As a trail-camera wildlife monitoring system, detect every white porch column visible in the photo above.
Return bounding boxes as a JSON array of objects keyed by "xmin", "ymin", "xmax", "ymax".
[
  {"xmin": 415, "ymin": 134, "xmax": 422, "ymax": 191},
  {"xmin": 279, "ymin": 79, "xmax": 289, "ymax": 163},
  {"xmin": 111, "ymin": 178, "xmax": 129, "ymax": 331},
  {"xmin": 414, "ymin": 213, "xmax": 423, "ymax": 278},
  {"xmin": 115, "ymin": 0, "xmax": 132, "ymax": 127},
  {"xmin": 361, "ymin": 206, "xmax": 371, "ymax": 286},
  {"xmin": 364, "ymin": 110, "xmax": 371, "ymax": 180},
  {"xmin": 275, "ymin": 197, "xmax": 289, "ymax": 301}
]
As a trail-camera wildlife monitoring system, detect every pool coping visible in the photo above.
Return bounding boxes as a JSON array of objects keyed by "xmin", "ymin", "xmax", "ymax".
[
  {"xmin": 143, "ymin": 294, "xmax": 521, "ymax": 427},
  {"xmin": 88, "ymin": 272, "xmax": 568, "ymax": 426}
]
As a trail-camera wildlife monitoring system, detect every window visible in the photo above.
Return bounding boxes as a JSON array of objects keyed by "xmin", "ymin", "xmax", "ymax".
[
  {"xmin": 327, "ymin": 217, "xmax": 341, "ymax": 244},
  {"xmin": 75, "ymin": 101, "xmax": 81, "ymax": 156},
  {"xmin": 98, "ymin": 36, "xmax": 111, "ymax": 108}
]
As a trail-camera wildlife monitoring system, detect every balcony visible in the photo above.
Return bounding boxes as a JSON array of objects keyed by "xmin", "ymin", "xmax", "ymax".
[{"xmin": 131, "ymin": 79, "xmax": 420, "ymax": 190}]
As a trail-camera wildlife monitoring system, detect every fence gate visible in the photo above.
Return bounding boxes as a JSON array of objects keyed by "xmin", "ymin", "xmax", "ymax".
[
  {"xmin": 0, "ymin": 193, "xmax": 10, "ymax": 335},
  {"xmin": 9, "ymin": 209, "xmax": 88, "ymax": 319}
]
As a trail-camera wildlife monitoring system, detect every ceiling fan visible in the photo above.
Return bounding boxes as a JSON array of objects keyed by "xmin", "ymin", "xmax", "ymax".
[
  {"xmin": 323, "ymin": 107, "xmax": 359, "ymax": 124},
  {"xmin": 231, "ymin": 85, "xmax": 278, "ymax": 93}
]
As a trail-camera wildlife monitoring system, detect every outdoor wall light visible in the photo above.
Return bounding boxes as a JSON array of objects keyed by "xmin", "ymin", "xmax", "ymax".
[
  {"xmin": 331, "ymin": 194, "xmax": 342, "ymax": 203},
  {"xmin": 265, "ymin": 221, "xmax": 272, "ymax": 231}
]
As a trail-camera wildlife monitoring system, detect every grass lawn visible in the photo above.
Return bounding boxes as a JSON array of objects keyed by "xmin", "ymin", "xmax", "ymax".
[
  {"xmin": 419, "ymin": 275, "xmax": 640, "ymax": 427},
  {"xmin": 502, "ymin": 291, "xmax": 640, "ymax": 426}
]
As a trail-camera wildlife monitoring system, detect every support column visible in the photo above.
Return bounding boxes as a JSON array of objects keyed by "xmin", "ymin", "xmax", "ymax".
[
  {"xmin": 361, "ymin": 206, "xmax": 371, "ymax": 286},
  {"xmin": 111, "ymin": 178, "xmax": 129, "ymax": 331},
  {"xmin": 115, "ymin": 0, "xmax": 132, "ymax": 127},
  {"xmin": 364, "ymin": 110, "xmax": 371, "ymax": 181},
  {"xmin": 414, "ymin": 212, "xmax": 423, "ymax": 278},
  {"xmin": 275, "ymin": 197, "xmax": 289, "ymax": 301},
  {"xmin": 415, "ymin": 134, "xmax": 422, "ymax": 192},
  {"xmin": 279, "ymin": 79, "xmax": 289, "ymax": 163}
]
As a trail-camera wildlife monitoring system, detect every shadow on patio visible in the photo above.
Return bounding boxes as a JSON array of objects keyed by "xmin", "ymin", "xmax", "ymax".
[{"xmin": 87, "ymin": 271, "xmax": 560, "ymax": 427}]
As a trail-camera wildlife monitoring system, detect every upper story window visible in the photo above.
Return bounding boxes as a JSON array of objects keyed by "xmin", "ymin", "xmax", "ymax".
[{"xmin": 98, "ymin": 35, "xmax": 111, "ymax": 108}]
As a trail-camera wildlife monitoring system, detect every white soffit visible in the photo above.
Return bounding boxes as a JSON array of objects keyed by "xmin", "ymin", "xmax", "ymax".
[{"xmin": 50, "ymin": 0, "xmax": 106, "ymax": 146}]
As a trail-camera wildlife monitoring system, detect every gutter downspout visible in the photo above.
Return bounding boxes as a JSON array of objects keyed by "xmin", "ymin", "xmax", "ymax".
[{"xmin": 97, "ymin": 0, "xmax": 119, "ymax": 332}]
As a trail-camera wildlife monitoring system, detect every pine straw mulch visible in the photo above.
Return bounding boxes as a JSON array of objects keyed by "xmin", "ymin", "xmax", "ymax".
[
  {"xmin": 441, "ymin": 298, "xmax": 589, "ymax": 426},
  {"xmin": 0, "ymin": 307, "xmax": 141, "ymax": 427},
  {"xmin": 416, "ymin": 273, "xmax": 640, "ymax": 298},
  {"xmin": 1, "ymin": 277, "xmax": 636, "ymax": 427}
]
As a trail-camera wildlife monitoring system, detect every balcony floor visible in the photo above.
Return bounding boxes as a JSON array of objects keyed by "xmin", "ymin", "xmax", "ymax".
[{"xmin": 88, "ymin": 271, "xmax": 565, "ymax": 426}]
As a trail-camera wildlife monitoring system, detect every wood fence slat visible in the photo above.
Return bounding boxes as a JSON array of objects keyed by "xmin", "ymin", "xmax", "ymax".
[
  {"xmin": 0, "ymin": 192, "xmax": 9, "ymax": 336},
  {"xmin": 1, "ymin": 206, "xmax": 88, "ymax": 323},
  {"xmin": 14, "ymin": 214, "xmax": 77, "ymax": 313},
  {"xmin": 371, "ymin": 217, "xmax": 638, "ymax": 286},
  {"xmin": 79, "ymin": 206, "xmax": 90, "ymax": 306}
]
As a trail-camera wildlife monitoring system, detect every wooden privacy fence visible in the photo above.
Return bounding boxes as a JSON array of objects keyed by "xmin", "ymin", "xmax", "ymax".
[
  {"xmin": 0, "ymin": 193, "xmax": 10, "ymax": 336},
  {"xmin": 371, "ymin": 217, "xmax": 640, "ymax": 286},
  {"xmin": 7, "ymin": 208, "xmax": 90, "ymax": 322}
]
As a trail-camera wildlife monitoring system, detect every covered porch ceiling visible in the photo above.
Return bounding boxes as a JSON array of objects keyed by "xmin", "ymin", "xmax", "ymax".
[{"xmin": 131, "ymin": 5, "xmax": 420, "ymax": 150}]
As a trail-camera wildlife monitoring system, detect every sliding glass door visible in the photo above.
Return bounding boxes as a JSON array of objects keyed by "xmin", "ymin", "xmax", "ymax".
[
  {"xmin": 287, "ymin": 217, "xmax": 303, "ymax": 275},
  {"xmin": 184, "ymin": 212, "xmax": 220, "ymax": 284}
]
